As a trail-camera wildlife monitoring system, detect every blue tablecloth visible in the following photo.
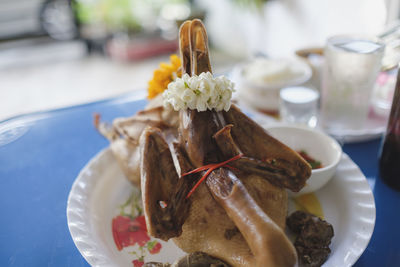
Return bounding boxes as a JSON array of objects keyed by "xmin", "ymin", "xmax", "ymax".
[{"xmin": 0, "ymin": 91, "xmax": 399, "ymax": 266}]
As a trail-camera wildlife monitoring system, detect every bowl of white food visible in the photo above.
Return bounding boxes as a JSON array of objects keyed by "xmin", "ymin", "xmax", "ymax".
[
  {"xmin": 265, "ymin": 125, "xmax": 342, "ymax": 195},
  {"xmin": 232, "ymin": 58, "xmax": 312, "ymax": 112}
]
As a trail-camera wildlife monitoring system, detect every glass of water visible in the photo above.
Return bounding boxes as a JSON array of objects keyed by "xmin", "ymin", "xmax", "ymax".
[
  {"xmin": 280, "ymin": 86, "xmax": 320, "ymax": 127},
  {"xmin": 320, "ymin": 35, "xmax": 385, "ymax": 134}
]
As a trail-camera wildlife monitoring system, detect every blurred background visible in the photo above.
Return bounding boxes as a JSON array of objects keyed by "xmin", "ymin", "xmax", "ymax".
[{"xmin": 0, "ymin": 0, "xmax": 399, "ymax": 121}]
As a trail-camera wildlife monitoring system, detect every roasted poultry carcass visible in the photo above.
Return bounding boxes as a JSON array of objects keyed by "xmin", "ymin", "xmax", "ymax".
[{"xmin": 99, "ymin": 19, "xmax": 311, "ymax": 267}]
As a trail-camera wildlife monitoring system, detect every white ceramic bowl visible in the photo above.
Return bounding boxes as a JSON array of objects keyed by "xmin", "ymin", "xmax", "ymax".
[
  {"xmin": 265, "ymin": 125, "xmax": 342, "ymax": 195},
  {"xmin": 232, "ymin": 58, "xmax": 312, "ymax": 111}
]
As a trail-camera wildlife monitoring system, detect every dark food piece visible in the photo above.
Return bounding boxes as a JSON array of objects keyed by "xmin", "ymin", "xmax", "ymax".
[
  {"xmin": 295, "ymin": 217, "xmax": 334, "ymax": 248},
  {"xmin": 287, "ymin": 210, "xmax": 314, "ymax": 234},
  {"xmin": 287, "ymin": 211, "xmax": 334, "ymax": 267},
  {"xmin": 173, "ymin": 252, "xmax": 231, "ymax": 267}
]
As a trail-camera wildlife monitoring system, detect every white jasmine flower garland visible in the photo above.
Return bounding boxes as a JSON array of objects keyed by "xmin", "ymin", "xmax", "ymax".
[{"xmin": 163, "ymin": 72, "xmax": 235, "ymax": 112}]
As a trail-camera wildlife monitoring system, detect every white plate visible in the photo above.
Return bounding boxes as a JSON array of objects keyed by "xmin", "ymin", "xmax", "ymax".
[
  {"xmin": 321, "ymin": 111, "xmax": 388, "ymax": 143},
  {"xmin": 67, "ymin": 148, "xmax": 375, "ymax": 267}
]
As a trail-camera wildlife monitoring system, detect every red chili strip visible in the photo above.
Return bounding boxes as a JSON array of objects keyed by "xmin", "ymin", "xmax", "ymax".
[
  {"xmin": 181, "ymin": 163, "xmax": 217, "ymax": 177},
  {"xmin": 225, "ymin": 164, "xmax": 239, "ymax": 172},
  {"xmin": 184, "ymin": 154, "xmax": 243, "ymax": 199},
  {"xmin": 186, "ymin": 167, "xmax": 215, "ymax": 199}
]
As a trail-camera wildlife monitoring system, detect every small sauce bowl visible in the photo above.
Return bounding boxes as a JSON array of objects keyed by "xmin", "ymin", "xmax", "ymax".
[{"xmin": 265, "ymin": 125, "xmax": 342, "ymax": 196}]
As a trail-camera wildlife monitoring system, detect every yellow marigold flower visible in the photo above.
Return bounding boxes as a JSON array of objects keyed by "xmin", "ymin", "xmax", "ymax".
[
  {"xmin": 147, "ymin": 54, "xmax": 182, "ymax": 99},
  {"xmin": 170, "ymin": 54, "xmax": 181, "ymax": 69},
  {"xmin": 147, "ymin": 80, "xmax": 164, "ymax": 99},
  {"xmin": 159, "ymin": 63, "xmax": 174, "ymax": 72},
  {"xmin": 153, "ymin": 69, "xmax": 170, "ymax": 83}
]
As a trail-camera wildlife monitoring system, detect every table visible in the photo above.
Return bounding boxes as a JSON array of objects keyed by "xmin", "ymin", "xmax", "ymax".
[{"xmin": 0, "ymin": 90, "xmax": 399, "ymax": 267}]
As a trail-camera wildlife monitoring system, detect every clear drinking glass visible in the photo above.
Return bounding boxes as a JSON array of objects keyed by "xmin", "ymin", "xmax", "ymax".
[
  {"xmin": 320, "ymin": 35, "xmax": 385, "ymax": 134},
  {"xmin": 280, "ymin": 86, "xmax": 319, "ymax": 127}
]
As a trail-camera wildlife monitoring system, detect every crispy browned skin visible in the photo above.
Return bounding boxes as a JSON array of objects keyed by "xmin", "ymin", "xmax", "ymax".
[
  {"xmin": 214, "ymin": 124, "xmax": 310, "ymax": 192},
  {"xmin": 140, "ymin": 127, "xmax": 197, "ymax": 240},
  {"xmin": 223, "ymin": 106, "xmax": 311, "ymax": 191}
]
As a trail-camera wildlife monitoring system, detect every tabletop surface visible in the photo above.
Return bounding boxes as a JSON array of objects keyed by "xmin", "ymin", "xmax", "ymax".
[{"xmin": 0, "ymin": 90, "xmax": 399, "ymax": 267}]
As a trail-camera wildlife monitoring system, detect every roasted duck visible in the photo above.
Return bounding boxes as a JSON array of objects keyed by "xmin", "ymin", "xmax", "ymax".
[{"xmin": 99, "ymin": 19, "xmax": 311, "ymax": 267}]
